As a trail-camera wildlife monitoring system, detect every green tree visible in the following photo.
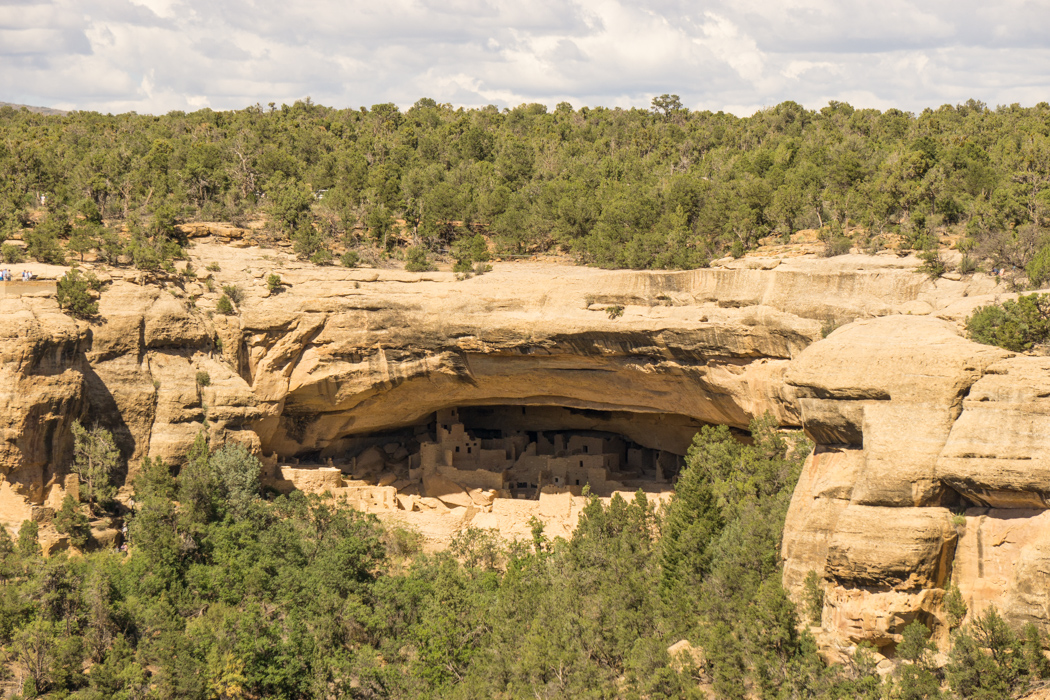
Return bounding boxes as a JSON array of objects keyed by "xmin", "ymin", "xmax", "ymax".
[
  {"xmin": 177, "ymin": 432, "xmax": 217, "ymax": 529},
  {"xmin": 127, "ymin": 456, "xmax": 180, "ymax": 576},
  {"xmin": 451, "ymin": 233, "xmax": 490, "ymax": 272},
  {"xmin": 208, "ymin": 441, "xmax": 262, "ymax": 520},
  {"xmin": 291, "ymin": 221, "xmax": 330, "ymax": 261},
  {"xmin": 651, "ymin": 93, "xmax": 684, "ymax": 117},
  {"xmin": 891, "ymin": 621, "xmax": 941, "ymax": 700},
  {"xmin": 660, "ymin": 439, "xmax": 722, "ymax": 596},
  {"xmin": 1027, "ymin": 241, "xmax": 1050, "ymax": 287},
  {"xmin": 270, "ymin": 178, "xmax": 313, "ymax": 233},
  {"xmin": 946, "ymin": 607, "xmax": 1035, "ymax": 699},
  {"xmin": 1, "ymin": 242, "xmax": 25, "ymax": 263},
  {"xmin": 66, "ymin": 222, "xmax": 99, "ymax": 262},
  {"xmin": 24, "ymin": 213, "xmax": 67, "ymax": 264},
  {"xmin": 404, "ymin": 246, "xmax": 433, "ymax": 271},
  {"xmin": 17, "ymin": 519, "xmax": 40, "ymax": 559},
  {"xmin": 52, "ymin": 495, "xmax": 91, "ymax": 549},
  {"xmin": 966, "ymin": 293, "xmax": 1050, "ymax": 351},
  {"xmin": 70, "ymin": 420, "xmax": 120, "ymax": 513},
  {"xmin": 56, "ymin": 268, "xmax": 100, "ymax": 317},
  {"xmin": 13, "ymin": 618, "xmax": 59, "ymax": 695}
]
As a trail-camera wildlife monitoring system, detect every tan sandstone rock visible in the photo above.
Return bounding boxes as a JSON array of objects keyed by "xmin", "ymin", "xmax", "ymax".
[
  {"xmin": 953, "ymin": 508, "xmax": 1050, "ymax": 631},
  {"xmin": 937, "ymin": 357, "xmax": 1050, "ymax": 508},
  {"xmin": 825, "ymin": 505, "xmax": 957, "ymax": 590}
]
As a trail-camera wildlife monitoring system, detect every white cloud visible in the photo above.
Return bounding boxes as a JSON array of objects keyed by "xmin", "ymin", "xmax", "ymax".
[
  {"xmin": 0, "ymin": 0, "xmax": 1048, "ymax": 115},
  {"xmin": 698, "ymin": 13, "xmax": 765, "ymax": 84}
]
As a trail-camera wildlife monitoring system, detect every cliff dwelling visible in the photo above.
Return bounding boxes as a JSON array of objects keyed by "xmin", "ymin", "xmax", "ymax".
[{"xmin": 268, "ymin": 405, "xmax": 689, "ymax": 531}]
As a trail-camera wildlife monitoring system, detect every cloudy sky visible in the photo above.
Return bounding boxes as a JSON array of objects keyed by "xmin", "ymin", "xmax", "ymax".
[{"xmin": 2, "ymin": 0, "xmax": 1049, "ymax": 116}]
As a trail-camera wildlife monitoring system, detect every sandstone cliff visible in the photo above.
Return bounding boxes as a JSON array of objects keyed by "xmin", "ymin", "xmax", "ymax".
[
  {"xmin": 781, "ymin": 314, "xmax": 1050, "ymax": 665},
  {"xmin": 2, "ymin": 240, "xmax": 1043, "ymax": 662}
]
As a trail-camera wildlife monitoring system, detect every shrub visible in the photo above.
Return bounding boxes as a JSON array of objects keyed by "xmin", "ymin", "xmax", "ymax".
[
  {"xmin": 340, "ymin": 250, "xmax": 359, "ymax": 268},
  {"xmin": 404, "ymin": 246, "xmax": 434, "ymax": 272},
  {"xmin": 821, "ymin": 235, "xmax": 852, "ymax": 257},
  {"xmin": 77, "ymin": 199, "xmax": 102, "ymax": 224},
  {"xmin": 221, "ymin": 284, "xmax": 243, "ymax": 304},
  {"xmin": 53, "ymin": 495, "xmax": 90, "ymax": 549},
  {"xmin": 918, "ymin": 248, "xmax": 947, "ymax": 278},
  {"xmin": 291, "ymin": 221, "xmax": 329, "ymax": 261},
  {"xmin": 195, "ymin": 370, "xmax": 211, "ymax": 388},
  {"xmin": 820, "ymin": 318, "xmax": 843, "ymax": 338},
  {"xmin": 944, "ymin": 584, "xmax": 967, "ymax": 628},
  {"xmin": 605, "ymin": 304, "xmax": 624, "ymax": 319},
  {"xmin": 206, "ymin": 262, "xmax": 220, "ymax": 272},
  {"xmin": 309, "ymin": 248, "xmax": 333, "ymax": 265},
  {"xmin": 209, "ymin": 442, "xmax": 262, "ymax": 520},
  {"xmin": 216, "ymin": 295, "xmax": 234, "ymax": 314},
  {"xmin": 966, "ymin": 293, "xmax": 1050, "ymax": 352},
  {"xmin": 452, "ymin": 233, "xmax": 490, "ymax": 271},
  {"xmin": 66, "ymin": 223, "xmax": 98, "ymax": 262},
  {"xmin": 1, "ymin": 242, "xmax": 24, "ymax": 263},
  {"xmin": 95, "ymin": 227, "xmax": 125, "ymax": 264},
  {"xmin": 121, "ymin": 217, "xmax": 184, "ymax": 271},
  {"xmin": 891, "ymin": 622, "xmax": 941, "ymax": 700},
  {"xmin": 148, "ymin": 204, "xmax": 179, "ymax": 241},
  {"xmin": 266, "ymin": 273, "xmax": 282, "ymax": 293},
  {"xmin": 946, "ymin": 607, "xmax": 1036, "ymax": 699},
  {"xmin": 56, "ymin": 269, "xmax": 100, "ymax": 317},
  {"xmin": 384, "ymin": 526, "xmax": 424, "ymax": 559},
  {"xmin": 1028, "ymin": 242, "xmax": 1050, "ymax": 288}
]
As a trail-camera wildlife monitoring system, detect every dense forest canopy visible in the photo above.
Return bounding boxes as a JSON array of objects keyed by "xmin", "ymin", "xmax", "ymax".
[{"xmin": 2, "ymin": 97, "xmax": 1050, "ymax": 271}]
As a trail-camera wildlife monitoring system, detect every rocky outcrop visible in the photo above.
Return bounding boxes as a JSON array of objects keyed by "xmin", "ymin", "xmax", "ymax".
[
  {"xmin": 0, "ymin": 300, "xmax": 87, "ymax": 527},
  {"xmin": 781, "ymin": 313, "xmax": 1050, "ymax": 662},
  {"xmin": 937, "ymin": 357, "xmax": 1050, "ymax": 509}
]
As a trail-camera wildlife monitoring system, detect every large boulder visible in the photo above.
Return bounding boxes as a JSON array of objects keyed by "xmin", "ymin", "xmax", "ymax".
[{"xmin": 825, "ymin": 505, "xmax": 957, "ymax": 590}]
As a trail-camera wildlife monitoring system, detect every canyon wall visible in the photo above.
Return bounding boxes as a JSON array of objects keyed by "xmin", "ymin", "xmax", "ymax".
[{"xmin": 2, "ymin": 241, "xmax": 1044, "ymax": 659}]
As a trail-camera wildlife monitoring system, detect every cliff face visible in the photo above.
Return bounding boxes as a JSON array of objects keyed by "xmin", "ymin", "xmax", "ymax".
[
  {"xmin": 3, "ymin": 246, "xmax": 984, "ymax": 477},
  {"xmin": 1, "ymin": 241, "xmax": 1043, "ymax": 658},
  {"xmin": 781, "ymin": 315, "xmax": 1050, "ymax": 661}
]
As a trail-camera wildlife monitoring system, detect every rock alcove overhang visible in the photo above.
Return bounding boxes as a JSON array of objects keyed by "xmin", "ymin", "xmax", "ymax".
[
  {"xmin": 250, "ymin": 333, "xmax": 804, "ymax": 463},
  {"xmin": 270, "ymin": 401, "xmax": 716, "ymax": 467}
]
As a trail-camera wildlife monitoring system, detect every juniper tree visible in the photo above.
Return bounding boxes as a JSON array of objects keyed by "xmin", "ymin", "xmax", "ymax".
[{"xmin": 70, "ymin": 420, "xmax": 120, "ymax": 513}]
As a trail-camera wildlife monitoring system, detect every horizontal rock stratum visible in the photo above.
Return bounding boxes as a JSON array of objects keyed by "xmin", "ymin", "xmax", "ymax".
[{"xmin": 1, "ymin": 241, "xmax": 1046, "ymax": 661}]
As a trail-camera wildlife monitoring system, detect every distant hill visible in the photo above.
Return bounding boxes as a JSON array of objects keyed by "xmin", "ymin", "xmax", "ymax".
[{"xmin": 0, "ymin": 101, "xmax": 68, "ymax": 116}]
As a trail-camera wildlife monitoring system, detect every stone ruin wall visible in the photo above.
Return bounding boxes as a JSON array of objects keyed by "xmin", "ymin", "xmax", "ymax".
[{"xmin": 264, "ymin": 405, "xmax": 679, "ymax": 548}]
